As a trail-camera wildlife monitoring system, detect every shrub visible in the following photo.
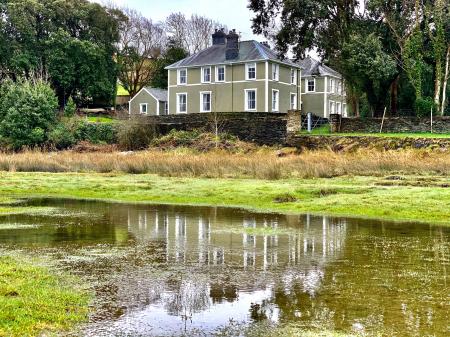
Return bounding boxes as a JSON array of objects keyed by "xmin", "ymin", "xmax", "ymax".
[
  {"xmin": 72, "ymin": 119, "xmax": 117, "ymax": 144},
  {"xmin": 64, "ymin": 97, "xmax": 77, "ymax": 117},
  {"xmin": 48, "ymin": 123, "xmax": 76, "ymax": 150},
  {"xmin": 415, "ymin": 97, "xmax": 437, "ymax": 118},
  {"xmin": 116, "ymin": 119, "xmax": 158, "ymax": 150},
  {"xmin": 0, "ymin": 78, "xmax": 58, "ymax": 150}
]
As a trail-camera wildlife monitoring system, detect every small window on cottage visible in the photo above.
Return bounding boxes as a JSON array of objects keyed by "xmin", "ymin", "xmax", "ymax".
[
  {"xmin": 245, "ymin": 89, "xmax": 256, "ymax": 111},
  {"xmin": 272, "ymin": 90, "xmax": 279, "ymax": 111},
  {"xmin": 178, "ymin": 69, "xmax": 187, "ymax": 85},
  {"xmin": 246, "ymin": 63, "xmax": 256, "ymax": 80},
  {"xmin": 272, "ymin": 64, "xmax": 279, "ymax": 81},
  {"xmin": 216, "ymin": 66, "xmax": 225, "ymax": 82},
  {"xmin": 291, "ymin": 69, "xmax": 297, "ymax": 84},
  {"xmin": 177, "ymin": 93, "xmax": 187, "ymax": 113},
  {"xmin": 307, "ymin": 79, "xmax": 315, "ymax": 92},
  {"xmin": 140, "ymin": 103, "xmax": 148, "ymax": 114},
  {"xmin": 200, "ymin": 92, "xmax": 211, "ymax": 112},
  {"xmin": 290, "ymin": 93, "xmax": 297, "ymax": 110},
  {"xmin": 202, "ymin": 67, "xmax": 211, "ymax": 83}
]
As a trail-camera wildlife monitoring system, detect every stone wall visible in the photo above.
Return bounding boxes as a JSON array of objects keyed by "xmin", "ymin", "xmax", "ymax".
[
  {"xmin": 132, "ymin": 111, "xmax": 301, "ymax": 145},
  {"xmin": 331, "ymin": 115, "xmax": 450, "ymax": 134}
]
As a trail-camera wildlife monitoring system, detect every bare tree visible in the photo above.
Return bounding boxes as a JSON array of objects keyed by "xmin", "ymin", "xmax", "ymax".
[
  {"xmin": 166, "ymin": 13, "xmax": 224, "ymax": 54},
  {"xmin": 116, "ymin": 7, "xmax": 167, "ymax": 97}
]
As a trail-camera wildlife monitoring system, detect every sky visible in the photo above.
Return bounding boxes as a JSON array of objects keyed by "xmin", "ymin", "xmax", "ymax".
[{"xmin": 93, "ymin": 0, "xmax": 260, "ymax": 41}]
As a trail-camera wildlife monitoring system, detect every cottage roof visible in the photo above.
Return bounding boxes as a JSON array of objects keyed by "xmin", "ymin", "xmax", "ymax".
[
  {"xmin": 296, "ymin": 57, "xmax": 341, "ymax": 78},
  {"xmin": 166, "ymin": 40, "xmax": 300, "ymax": 69},
  {"xmin": 144, "ymin": 87, "xmax": 168, "ymax": 102}
]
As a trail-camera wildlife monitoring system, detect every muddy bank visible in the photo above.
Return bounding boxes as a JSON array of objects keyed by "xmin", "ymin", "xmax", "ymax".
[{"xmin": 288, "ymin": 135, "xmax": 450, "ymax": 151}]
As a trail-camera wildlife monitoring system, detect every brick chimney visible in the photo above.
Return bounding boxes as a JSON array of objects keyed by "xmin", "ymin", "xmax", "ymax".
[
  {"xmin": 226, "ymin": 29, "xmax": 239, "ymax": 60},
  {"xmin": 212, "ymin": 28, "xmax": 226, "ymax": 45}
]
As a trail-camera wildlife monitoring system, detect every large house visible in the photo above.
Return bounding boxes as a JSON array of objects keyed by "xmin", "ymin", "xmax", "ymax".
[
  {"xmin": 164, "ymin": 29, "xmax": 302, "ymax": 115},
  {"xmin": 297, "ymin": 57, "xmax": 347, "ymax": 118}
]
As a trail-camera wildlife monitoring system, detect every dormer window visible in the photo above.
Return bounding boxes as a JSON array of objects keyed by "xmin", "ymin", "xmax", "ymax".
[
  {"xmin": 202, "ymin": 66, "xmax": 211, "ymax": 83},
  {"xmin": 246, "ymin": 63, "xmax": 256, "ymax": 80},
  {"xmin": 177, "ymin": 68, "xmax": 187, "ymax": 85},
  {"xmin": 272, "ymin": 64, "xmax": 279, "ymax": 81}
]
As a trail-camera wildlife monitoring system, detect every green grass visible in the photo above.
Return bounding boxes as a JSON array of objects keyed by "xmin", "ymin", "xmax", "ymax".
[
  {"xmin": 300, "ymin": 127, "xmax": 450, "ymax": 138},
  {"xmin": 86, "ymin": 116, "xmax": 116, "ymax": 124},
  {"xmin": 116, "ymin": 84, "xmax": 129, "ymax": 96},
  {"xmin": 0, "ymin": 256, "xmax": 90, "ymax": 336},
  {"xmin": 0, "ymin": 172, "xmax": 448, "ymax": 226}
]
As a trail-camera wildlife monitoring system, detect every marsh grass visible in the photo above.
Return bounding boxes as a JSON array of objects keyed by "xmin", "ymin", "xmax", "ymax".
[{"xmin": 0, "ymin": 148, "xmax": 448, "ymax": 179}]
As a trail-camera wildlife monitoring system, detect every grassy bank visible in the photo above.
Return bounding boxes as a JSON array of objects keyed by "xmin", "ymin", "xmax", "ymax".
[
  {"xmin": 0, "ymin": 148, "xmax": 449, "ymax": 178},
  {"xmin": 0, "ymin": 256, "xmax": 89, "ymax": 336},
  {"xmin": 0, "ymin": 172, "xmax": 449, "ymax": 225}
]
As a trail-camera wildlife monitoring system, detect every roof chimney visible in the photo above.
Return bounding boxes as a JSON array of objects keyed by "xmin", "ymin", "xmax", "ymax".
[
  {"xmin": 212, "ymin": 28, "xmax": 226, "ymax": 45},
  {"xmin": 226, "ymin": 29, "xmax": 239, "ymax": 60}
]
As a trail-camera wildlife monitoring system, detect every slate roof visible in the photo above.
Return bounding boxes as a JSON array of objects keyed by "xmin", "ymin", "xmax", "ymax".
[
  {"xmin": 166, "ymin": 40, "xmax": 300, "ymax": 69},
  {"xmin": 296, "ymin": 57, "xmax": 341, "ymax": 78},
  {"xmin": 144, "ymin": 87, "xmax": 167, "ymax": 102}
]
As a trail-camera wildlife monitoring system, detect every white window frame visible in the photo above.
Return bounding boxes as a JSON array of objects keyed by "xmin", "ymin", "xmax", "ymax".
[
  {"xmin": 272, "ymin": 63, "xmax": 279, "ymax": 81},
  {"xmin": 177, "ymin": 68, "xmax": 187, "ymax": 85},
  {"xmin": 216, "ymin": 65, "xmax": 226, "ymax": 82},
  {"xmin": 329, "ymin": 79, "xmax": 335, "ymax": 93},
  {"xmin": 291, "ymin": 69, "xmax": 297, "ymax": 84},
  {"xmin": 329, "ymin": 100, "xmax": 335, "ymax": 115},
  {"xmin": 200, "ymin": 91, "xmax": 212, "ymax": 113},
  {"xmin": 246, "ymin": 63, "xmax": 257, "ymax": 80},
  {"xmin": 338, "ymin": 81, "xmax": 342, "ymax": 95},
  {"xmin": 244, "ymin": 89, "xmax": 257, "ymax": 111},
  {"xmin": 290, "ymin": 93, "xmax": 297, "ymax": 110},
  {"xmin": 306, "ymin": 78, "xmax": 316, "ymax": 93},
  {"xmin": 139, "ymin": 103, "xmax": 148, "ymax": 114},
  {"xmin": 164, "ymin": 102, "xmax": 168, "ymax": 115},
  {"xmin": 201, "ymin": 66, "xmax": 211, "ymax": 83},
  {"xmin": 343, "ymin": 103, "xmax": 347, "ymax": 116},
  {"xmin": 176, "ymin": 93, "xmax": 187, "ymax": 114},
  {"xmin": 336, "ymin": 102, "xmax": 341, "ymax": 114},
  {"xmin": 271, "ymin": 89, "xmax": 279, "ymax": 112}
]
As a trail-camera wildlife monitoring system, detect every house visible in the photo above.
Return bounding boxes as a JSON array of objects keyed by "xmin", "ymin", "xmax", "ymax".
[
  {"xmin": 129, "ymin": 87, "xmax": 168, "ymax": 115},
  {"xmin": 165, "ymin": 29, "xmax": 302, "ymax": 115},
  {"xmin": 296, "ymin": 57, "xmax": 347, "ymax": 118}
]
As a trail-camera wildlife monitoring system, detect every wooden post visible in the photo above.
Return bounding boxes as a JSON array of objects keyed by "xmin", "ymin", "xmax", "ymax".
[
  {"xmin": 380, "ymin": 107, "xmax": 387, "ymax": 133},
  {"xmin": 431, "ymin": 107, "xmax": 433, "ymax": 133}
]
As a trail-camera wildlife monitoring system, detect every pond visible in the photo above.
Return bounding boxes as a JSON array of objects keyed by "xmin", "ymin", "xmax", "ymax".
[{"xmin": 0, "ymin": 199, "xmax": 448, "ymax": 336}]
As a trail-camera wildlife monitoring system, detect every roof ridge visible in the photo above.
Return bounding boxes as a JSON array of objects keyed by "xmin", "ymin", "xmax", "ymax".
[{"xmin": 252, "ymin": 40, "xmax": 269, "ymax": 60}]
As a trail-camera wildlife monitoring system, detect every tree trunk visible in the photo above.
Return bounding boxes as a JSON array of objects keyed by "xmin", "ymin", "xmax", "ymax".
[
  {"xmin": 441, "ymin": 46, "xmax": 450, "ymax": 116},
  {"xmin": 390, "ymin": 74, "xmax": 399, "ymax": 116}
]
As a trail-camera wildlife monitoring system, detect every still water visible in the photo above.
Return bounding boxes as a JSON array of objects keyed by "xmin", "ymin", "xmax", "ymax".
[{"xmin": 0, "ymin": 199, "xmax": 448, "ymax": 336}]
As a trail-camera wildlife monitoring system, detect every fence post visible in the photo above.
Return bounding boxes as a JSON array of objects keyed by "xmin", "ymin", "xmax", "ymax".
[{"xmin": 307, "ymin": 112, "xmax": 312, "ymax": 133}]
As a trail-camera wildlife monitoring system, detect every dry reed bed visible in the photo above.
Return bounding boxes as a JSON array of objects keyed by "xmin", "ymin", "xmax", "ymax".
[{"xmin": 0, "ymin": 149, "xmax": 448, "ymax": 179}]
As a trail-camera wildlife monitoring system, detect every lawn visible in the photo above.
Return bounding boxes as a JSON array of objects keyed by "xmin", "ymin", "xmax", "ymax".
[
  {"xmin": 0, "ymin": 255, "xmax": 90, "ymax": 337},
  {"xmin": 86, "ymin": 115, "xmax": 116, "ymax": 124},
  {"xmin": 0, "ymin": 172, "xmax": 448, "ymax": 225}
]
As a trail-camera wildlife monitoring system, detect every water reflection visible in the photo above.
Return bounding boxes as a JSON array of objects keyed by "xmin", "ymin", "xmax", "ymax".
[{"xmin": 0, "ymin": 199, "xmax": 448, "ymax": 337}]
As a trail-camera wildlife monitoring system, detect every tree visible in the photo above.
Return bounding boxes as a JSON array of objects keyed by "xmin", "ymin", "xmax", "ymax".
[
  {"xmin": 150, "ymin": 41, "xmax": 188, "ymax": 89},
  {"xmin": 116, "ymin": 8, "xmax": 166, "ymax": 97},
  {"xmin": 0, "ymin": 77, "xmax": 58, "ymax": 150},
  {"xmin": 166, "ymin": 13, "xmax": 224, "ymax": 54}
]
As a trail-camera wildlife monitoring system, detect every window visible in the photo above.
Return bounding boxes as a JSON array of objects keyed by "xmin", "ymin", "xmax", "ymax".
[
  {"xmin": 291, "ymin": 69, "xmax": 297, "ymax": 84},
  {"xmin": 329, "ymin": 79, "xmax": 335, "ymax": 93},
  {"xmin": 272, "ymin": 64, "xmax": 279, "ymax": 81},
  {"xmin": 216, "ymin": 65, "xmax": 225, "ymax": 82},
  {"xmin": 246, "ymin": 63, "xmax": 256, "ymax": 80},
  {"xmin": 164, "ymin": 102, "xmax": 168, "ymax": 115},
  {"xmin": 139, "ymin": 103, "xmax": 148, "ymax": 114},
  {"xmin": 338, "ymin": 81, "xmax": 342, "ymax": 95},
  {"xmin": 200, "ymin": 91, "xmax": 211, "ymax": 112},
  {"xmin": 336, "ymin": 102, "xmax": 341, "ymax": 114},
  {"xmin": 245, "ymin": 89, "xmax": 257, "ymax": 111},
  {"xmin": 343, "ymin": 103, "xmax": 347, "ymax": 116},
  {"xmin": 272, "ymin": 89, "xmax": 279, "ymax": 112},
  {"xmin": 177, "ymin": 93, "xmax": 187, "ymax": 113},
  {"xmin": 307, "ymin": 79, "xmax": 315, "ymax": 92},
  {"xmin": 329, "ymin": 101, "xmax": 335, "ymax": 115},
  {"xmin": 202, "ymin": 67, "xmax": 211, "ymax": 83},
  {"xmin": 290, "ymin": 93, "xmax": 297, "ymax": 110},
  {"xmin": 177, "ymin": 69, "xmax": 187, "ymax": 85}
]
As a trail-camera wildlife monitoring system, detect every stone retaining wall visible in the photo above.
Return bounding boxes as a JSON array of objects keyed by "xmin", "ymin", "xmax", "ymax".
[
  {"xmin": 330, "ymin": 115, "xmax": 450, "ymax": 134},
  {"xmin": 132, "ymin": 111, "xmax": 301, "ymax": 146}
]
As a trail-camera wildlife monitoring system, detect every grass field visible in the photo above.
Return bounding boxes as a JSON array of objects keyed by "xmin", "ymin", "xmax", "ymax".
[
  {"xmin": 86, "ymin": 116, "xmax": 116, "ymax": 124},
  {"xmin": 0, "ymin": 172, "xmax": 448, "ymax": 225}
]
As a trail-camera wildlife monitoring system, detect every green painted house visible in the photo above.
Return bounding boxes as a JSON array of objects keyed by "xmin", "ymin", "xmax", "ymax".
[
  {"xmin": 165, "ymin": 29, "xmax": 302, "ymax": 115},
  {"xmin": 297, "ymin": 57, "xmax": 347, "ymax": 118},
  {"xmin": 129, "ymin": 87, "xmax": 168, "ymax": 115}
]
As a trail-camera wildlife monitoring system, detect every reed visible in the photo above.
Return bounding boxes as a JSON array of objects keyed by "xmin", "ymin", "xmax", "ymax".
[{"xmin": 0, "ymin": 148, "xmax": 448, "ymax": 179}]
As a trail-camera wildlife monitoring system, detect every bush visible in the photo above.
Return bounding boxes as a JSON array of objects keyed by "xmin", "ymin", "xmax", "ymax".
[
  {"xmin": 48, "ymin": 123, "xmax": 76, "ymax": 149},
  {"xmin": 64, "ymin": 97, "xmax": 76, "ymax": 117},
  {"xmin": 0, "ymin": 78, "xmax": 58, "ymax": 150},
  {"xmin": 116, "ymin": 119, "xmax": 158, "ymax": 150},
  {"xmin": 415, "ymin": 97, "xmax": 437, "ymax": 118}
]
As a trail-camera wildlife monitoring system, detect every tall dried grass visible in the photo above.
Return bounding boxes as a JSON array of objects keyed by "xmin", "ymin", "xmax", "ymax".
[{"xmin": 0, "ymin": 149, "xmax": 448, "ymax": 179}]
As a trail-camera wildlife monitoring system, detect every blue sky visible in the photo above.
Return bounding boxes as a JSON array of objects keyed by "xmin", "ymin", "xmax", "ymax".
[{"xmin": 94, "ymin": 0, "xmax": 259, "ymax": 41}]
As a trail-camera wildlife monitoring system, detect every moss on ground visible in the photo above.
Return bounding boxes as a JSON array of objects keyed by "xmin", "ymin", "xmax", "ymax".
[{"xmin": 0, "ymin": 172, "xmax": 448, "ymax": 225}]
